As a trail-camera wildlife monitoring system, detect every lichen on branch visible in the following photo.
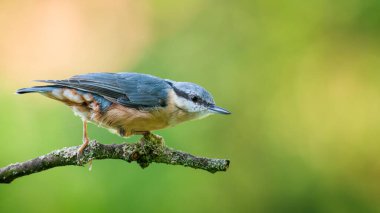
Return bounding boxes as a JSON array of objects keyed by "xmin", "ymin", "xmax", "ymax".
[{"xmin": 0, "ymin": 133, "xmax": 230, "ymax": 184}]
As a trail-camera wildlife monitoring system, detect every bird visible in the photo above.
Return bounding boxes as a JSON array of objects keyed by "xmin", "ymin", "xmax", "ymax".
[{"xmin": 17, "ymin": 72, "xmax": 231, "ymax": 155}]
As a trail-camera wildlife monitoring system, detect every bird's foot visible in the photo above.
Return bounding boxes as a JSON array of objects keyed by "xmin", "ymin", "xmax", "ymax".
[
  {"xmin": 77, "ymin": 137, "xmax": 90, "ymax": 164},
  {"xmin": 142, "ymin": 132, "xmax": 165, "ymax": 146},
  {"xmin": 76, "ymin": 148, "xmax": 84, "ymax": 164}
]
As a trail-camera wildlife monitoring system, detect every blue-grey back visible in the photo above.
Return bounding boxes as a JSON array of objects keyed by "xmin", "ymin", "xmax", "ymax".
[{"xmin": 38, "ymin": 72, "xmax": 173, "ymax": 109}]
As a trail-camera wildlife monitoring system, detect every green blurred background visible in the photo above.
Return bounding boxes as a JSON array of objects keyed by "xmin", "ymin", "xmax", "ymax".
[{"xmin": 1, "ymin": 0, "xmax": 380, "ymax": 212}]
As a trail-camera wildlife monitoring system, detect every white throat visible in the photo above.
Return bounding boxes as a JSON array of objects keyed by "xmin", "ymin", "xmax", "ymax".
[{"xmin": 172, "ymin": 93, "xmax": 211, "ymax": 119}]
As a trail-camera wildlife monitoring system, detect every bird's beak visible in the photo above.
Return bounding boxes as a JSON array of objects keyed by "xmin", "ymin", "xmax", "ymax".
[{"xmin": 208, "ymin": 105, "xmax": 231, "ymax": 115}]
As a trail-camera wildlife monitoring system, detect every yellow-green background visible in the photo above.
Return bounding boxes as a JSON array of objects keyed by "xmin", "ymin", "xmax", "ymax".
[{"xmin": 1, "ymin": 1, "xmax": 380, "ymax": 212}]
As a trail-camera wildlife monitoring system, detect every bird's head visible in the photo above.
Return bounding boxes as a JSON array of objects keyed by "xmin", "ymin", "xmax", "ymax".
[{"xmin": 169, "ymin": 81, "xmax": 231, "ymax": 118}]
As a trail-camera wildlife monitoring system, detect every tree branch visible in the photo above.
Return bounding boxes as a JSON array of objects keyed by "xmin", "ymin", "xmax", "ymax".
[{"xmin": 0, "ymin": 133, "xmax": 230, "ymax": 183}]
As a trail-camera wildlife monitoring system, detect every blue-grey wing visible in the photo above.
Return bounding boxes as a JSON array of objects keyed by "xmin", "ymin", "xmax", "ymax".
[{"xmin": 36, "ymin": 72, "xmax": 173, "ymax": 108}]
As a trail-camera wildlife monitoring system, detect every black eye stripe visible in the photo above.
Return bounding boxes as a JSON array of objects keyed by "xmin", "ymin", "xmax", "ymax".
[
  {"xmin": 173, "ymin": 86, "xmax": 210, "ymax": 106},
  {"xmin": 172, "ymin": 86, "xmax": 189, "ymax": 99}
]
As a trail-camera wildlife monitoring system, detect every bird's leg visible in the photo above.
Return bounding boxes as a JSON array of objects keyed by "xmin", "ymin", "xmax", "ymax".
[{"xmin": 77, "ymin": 120, "xmax": 89, "ymax": 159}]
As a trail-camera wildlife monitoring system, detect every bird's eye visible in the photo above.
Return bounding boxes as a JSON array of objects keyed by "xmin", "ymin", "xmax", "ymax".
[{"xmin": 191, "ymin": 96, "xmax": 199, "ymax": 103}]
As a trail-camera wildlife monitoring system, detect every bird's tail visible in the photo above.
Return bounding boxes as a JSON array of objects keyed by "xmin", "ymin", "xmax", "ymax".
[{"xmin": 16, "ymin": 86, "xmax": 61, "ymax": 94}]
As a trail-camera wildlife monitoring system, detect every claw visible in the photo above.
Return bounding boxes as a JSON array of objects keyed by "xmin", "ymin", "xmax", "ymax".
[
  {"xmin": 88, "ymin": 159, "xmax": 93, "ymax": 171},
  {"xmin": 142, "ymin": 132, "xmax": 164, "ymax": 146}
]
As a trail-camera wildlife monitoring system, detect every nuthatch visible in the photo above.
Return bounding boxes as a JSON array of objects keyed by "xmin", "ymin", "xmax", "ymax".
[{"xmin": 17, "ymin": 72, "xmax": 230, "ymax": 155}]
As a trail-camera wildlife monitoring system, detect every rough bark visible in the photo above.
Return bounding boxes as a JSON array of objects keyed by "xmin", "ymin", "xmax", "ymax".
[{"xmin": 0, "ymin": 133, "xmax": 230, "ymax": 183}]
